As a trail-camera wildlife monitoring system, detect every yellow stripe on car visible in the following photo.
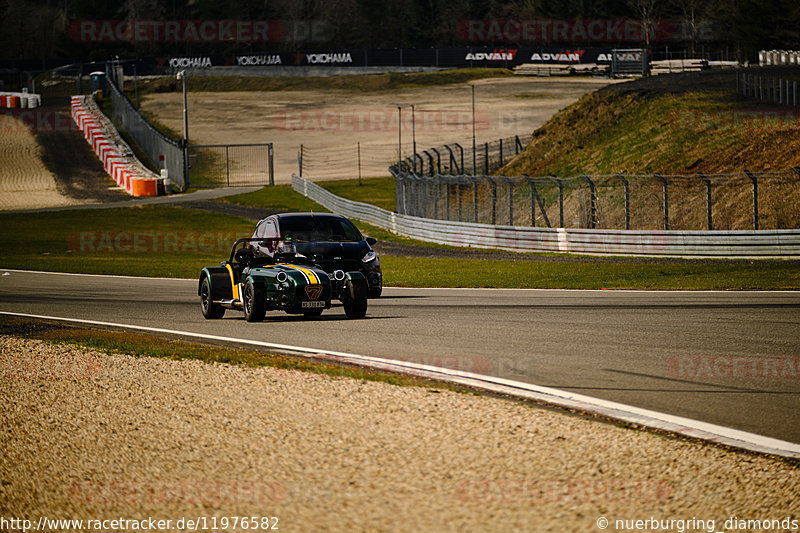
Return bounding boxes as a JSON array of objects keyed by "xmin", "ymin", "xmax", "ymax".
[
  {"xmin": 225, "ymin": 263, "xmax": 240, "ymax": 300},
  {"xmin": 284, "ymin": 264, "xmax": 319, "ymax": 285}
]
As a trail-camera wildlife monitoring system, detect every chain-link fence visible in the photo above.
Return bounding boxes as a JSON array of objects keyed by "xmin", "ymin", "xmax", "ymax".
[
  {"xmin": 188, "ymin": 143, "xmax": 274, "ymax": 187},
  {"xmin": 401, "ymin": 135, "xmax": 532, "ymax": 177},
  {"xmin": 393, "ymin": 170, "xmax": 800, "ymax": 231},
  {"xmin": 106, "ymin": 71, "xmax": 187, "ymax": 190}
]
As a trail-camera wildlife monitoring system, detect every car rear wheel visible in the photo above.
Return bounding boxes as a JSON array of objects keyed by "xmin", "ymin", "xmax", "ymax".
[
  {"xmin": 243, "ymin": 280, "xmax": 266, "ymax": 322},
  {"xmin": 200, "ymin": 277, "xmax": 225, "ymax": 319},
  {"xmin": 342, "ymin": 279, "xmax": 368, "ymax": 319}
]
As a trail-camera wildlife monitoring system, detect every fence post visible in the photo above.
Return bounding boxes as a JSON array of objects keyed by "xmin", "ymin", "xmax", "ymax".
[
  {"xmin": 549, "ymin": 175, "xmax": 565, "ymax": 227},
  {"xmin": 445, "ymin": 145, "xmax": 458, "ymax": 175},
  {"xmin": 431, "ymin": 148, "xmax": 442, "ymax": 175},
  {"xmin": 225, "ymin": 145, "xmax": 230, "ymax": 186},
  {"xmin": 487, "ymin": 176, "xmax": 497, "ymax": 225},
  {"xmin": 445, "ymin": 181, "xmax": 451, "ymax": 220},
  {"xmin": 499, "ymin": 138, "xmax": 504, "ymax": 167},
  {"xmin": 580, "ymin": 175, "xmax": 596, "ymax": 229},
  {"xmin": 455, "ymin": 143, "xmax": 464, "ymax": 175},
  {"xmin": 457, "ymin": 181, "xmax": 463, "ymax": 221},
  {"xmin": 484, "ymin": 142, "xmax": 489, "ymax": 174},
  {"xmin": 472, "ymin": 177, "xmax": 479, "ymax": 223},
  {"xmin": 615, "ymin": 174, "xmax": 630, "ymax": 229},
  {"xmin": 503, "ymin": 176, "xmax": 514, "ymax": 225},
  {"xmin": 299, "ymin": 144, "xmax": 303, "ymax": 177},
  {"xmin": 424, "ymin": 150, "xmax": 434, "ymax": 176},
  {"xmin": 525, "ymin": 175, "xmax": 551, "ymax": 228},
  {"xmin": 698, "ymin": 173, "xmax": 712, "ymax": 230},
  {"xmin": 654, "ymin": 173, "xmax": 669, "ymax": 230},
  {"xmin": 744, "ymin": 170, "xmax": 759, "ymax": 230},
  {"xmin": 515, "ymin": 135, "xmax": 523, "ymax": 154}
]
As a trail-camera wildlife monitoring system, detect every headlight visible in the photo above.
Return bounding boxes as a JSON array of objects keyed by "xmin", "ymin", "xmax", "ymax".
[{"xmin": 362, "ymin": 251, "xmax": 377, "ymax": 263}]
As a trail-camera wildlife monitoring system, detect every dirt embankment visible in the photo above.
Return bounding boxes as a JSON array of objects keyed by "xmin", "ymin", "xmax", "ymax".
[{"xmin": 0, "ymin": 108, "xmax": 128, "ymax": 211}]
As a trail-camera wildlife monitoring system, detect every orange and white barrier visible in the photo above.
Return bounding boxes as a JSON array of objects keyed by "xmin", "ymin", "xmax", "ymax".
[{"xmin": 70, "ymin": 95, "xmax": 164, "ymax": 197}]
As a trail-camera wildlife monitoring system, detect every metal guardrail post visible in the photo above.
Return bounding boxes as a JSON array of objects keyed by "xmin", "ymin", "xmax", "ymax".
[
  {"xmin": 503, "ymin": 177, "xmax": 514, "ymax": 225},
  {"xmin": 744, "ymin": 170, "xmax": 759, "ymax": 230},
  {"xmin": 433, "ymin": 181, "xmax": 439, "ymax": 219},
  {"xmin": 487, "ymin": 176, "xmax": 497, "ymax": 225},
  {"xmin": 549, "ymin": 175, "xmax": 564, "ymax": 228},
  {"xmin": 457, "ymin": 181, "xmax": 463, "ymax": 221},
  {"xmin": 654, "ymin": 173, "xmax": 669, "ymax": 230},
  {"xmin": 472, "ymin": 177, "xmax": 479, "ymax": 223},
  {"xmin": 615, "ymin": 174, "xmax": 630, "ymax": 230},
  {"xmin": 268, "ymin": 143, "xmax": 274, "ymax": 186},
  {"xmin": 698, "ymin": 173, "xmax": 713, "ymax": 230},
  {"xmin": 580, "ymin": 175, "xmax": 596, "ymax": 229}
]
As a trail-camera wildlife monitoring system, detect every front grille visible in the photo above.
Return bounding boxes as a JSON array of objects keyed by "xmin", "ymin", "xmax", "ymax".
[{"xmin": 316, "ymin": 259, "xmax": 361, "ymax": 274}]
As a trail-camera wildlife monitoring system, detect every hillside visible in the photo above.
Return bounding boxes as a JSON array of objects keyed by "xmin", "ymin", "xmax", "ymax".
[{"xmin": 502, "ymin": 68, "xmax": 800, "ymax": 176}]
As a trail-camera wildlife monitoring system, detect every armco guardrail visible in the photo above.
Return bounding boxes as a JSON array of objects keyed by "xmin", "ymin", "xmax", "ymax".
[{"xmin": 293, "ymin": 174, "xmax": 800, "ymax": 258}]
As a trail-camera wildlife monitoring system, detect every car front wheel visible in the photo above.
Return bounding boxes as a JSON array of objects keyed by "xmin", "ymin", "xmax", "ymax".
[
  {"xmin": 342, "ymin": 279, "xmax": 368, "ymax": 319},
  {"xmin": 243, "ymin": 280, "xmax": 266, "ymax": 322}
]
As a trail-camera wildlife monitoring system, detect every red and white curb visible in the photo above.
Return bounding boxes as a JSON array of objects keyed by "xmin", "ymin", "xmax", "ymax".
[
  {"xmin": 70, "ymin": 95, "xmax": 165, "ymax": 197},
  {"xmin": 1, "ymin": 309, "xmax": 798, "ymax": 460}
]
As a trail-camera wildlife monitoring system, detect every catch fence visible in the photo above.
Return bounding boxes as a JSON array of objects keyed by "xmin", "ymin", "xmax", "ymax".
[{"xmin": 392, "ymin": 169, "xmax": 800, "ymax": 231}]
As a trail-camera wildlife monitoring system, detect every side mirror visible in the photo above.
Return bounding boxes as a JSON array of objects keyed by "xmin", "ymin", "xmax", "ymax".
[{"xmin": 366, "ymin": 237, "xmax": 377, "ymax": 246}]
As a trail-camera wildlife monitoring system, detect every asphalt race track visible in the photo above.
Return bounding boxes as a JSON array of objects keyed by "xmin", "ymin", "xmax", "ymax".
[{"xmin": 1, "ymin": 270, "xmax": 799, "ymax": 444}]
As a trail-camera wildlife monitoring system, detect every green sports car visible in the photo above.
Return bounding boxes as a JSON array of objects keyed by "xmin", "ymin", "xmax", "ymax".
[{"xmin": 198, "ymin": 238, "xmax": 368, "ymax": 322}]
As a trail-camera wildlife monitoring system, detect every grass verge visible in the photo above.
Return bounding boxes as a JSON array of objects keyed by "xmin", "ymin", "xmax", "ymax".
[
  {"xmin": 1, "ymin": 196, "xmax": 797, "ymax": 289},
  {"xmin": 0, "ymin": 316, "xmax": 448, "ymax": 389},
  {"xmin": 382, "ymin": 256, "xmax": 800, "ymax": 290}
]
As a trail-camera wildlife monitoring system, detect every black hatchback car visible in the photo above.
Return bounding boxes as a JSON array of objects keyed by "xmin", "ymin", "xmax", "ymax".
[{"xmin": 250, "ymin": 213, "xmax": 382, "ymax": 298}]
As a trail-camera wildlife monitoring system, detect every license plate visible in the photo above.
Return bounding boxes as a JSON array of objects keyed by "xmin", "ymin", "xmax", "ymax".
[{"xmin": 301, "ymin": 301, "xmax": 326, "ymax": 309}]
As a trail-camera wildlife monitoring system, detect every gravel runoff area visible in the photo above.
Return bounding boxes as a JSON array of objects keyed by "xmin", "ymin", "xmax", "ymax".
[{"xmin": 1, "ymin": 335, "xmax": 798, "ymax": 532}]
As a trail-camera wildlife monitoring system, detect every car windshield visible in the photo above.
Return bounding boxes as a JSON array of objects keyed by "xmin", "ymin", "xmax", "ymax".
[{"xmin": 278, "ymin": 216, "xmax": 363, "ymax": 243}]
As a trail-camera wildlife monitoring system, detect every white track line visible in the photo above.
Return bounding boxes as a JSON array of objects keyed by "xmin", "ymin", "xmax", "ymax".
[
  {"xmin": 3, "ymin": 269, "xmax": 799, "ymax": 295},
  {"xmin": 2, "ymin": 310, "xmax": 798, "ymax": 459}
]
